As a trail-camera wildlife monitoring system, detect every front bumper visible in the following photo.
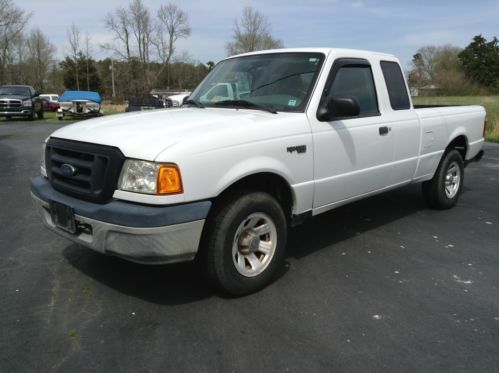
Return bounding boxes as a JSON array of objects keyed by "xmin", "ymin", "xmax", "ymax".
[
  {"xmin": 57, "ymin": 108, "xmax": 102, "ymax": 119},
  {"xmin": 31, "ymin": 176, "xmax": 211, "ymax": 264},
  {"xmin": 0, "ymin": 108, "xmax": 31, "ymax": 116}
]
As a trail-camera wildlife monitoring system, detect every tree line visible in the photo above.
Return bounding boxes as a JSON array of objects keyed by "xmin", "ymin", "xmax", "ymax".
[
  {"xmin": 407, "ymin": 34, "xmax": 499, "ymax": 95},
  {"xmin": 1, "ymin": 0, "xmax": 496, "ymax": 99},
  {"xmin": 0, "ymin": 0, "xmax": 281, "ymax": 100}
]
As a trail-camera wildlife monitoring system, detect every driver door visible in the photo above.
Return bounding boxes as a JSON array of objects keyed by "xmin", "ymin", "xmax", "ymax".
[{"xmin": 309, "ymin": 58, "xmax": 393, "ymax": 210}]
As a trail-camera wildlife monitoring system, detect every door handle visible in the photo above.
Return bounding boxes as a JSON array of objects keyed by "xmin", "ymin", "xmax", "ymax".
[{"xmin": 379, "ymin": 126, "xmax": 390, "ymax": 136}]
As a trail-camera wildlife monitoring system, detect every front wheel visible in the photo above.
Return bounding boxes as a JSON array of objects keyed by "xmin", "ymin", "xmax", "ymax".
[
  {"xmin": 422, "ymin": 149, "xmax": 464, "ymax": 209},
  {"xmin": 204, "ymin": 191, "xmax": 287, "ymax": 295}
]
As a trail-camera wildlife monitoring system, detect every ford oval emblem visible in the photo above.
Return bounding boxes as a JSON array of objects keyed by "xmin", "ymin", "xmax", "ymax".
[{"xmin": 60, "ymin": 163, "xmax": 77, "ymax": 177}]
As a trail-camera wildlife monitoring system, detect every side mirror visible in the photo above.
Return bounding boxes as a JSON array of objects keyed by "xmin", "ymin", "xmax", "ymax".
[{"xmin": 317, "ymin": 96, "xmax": 360, "ymax": 122}]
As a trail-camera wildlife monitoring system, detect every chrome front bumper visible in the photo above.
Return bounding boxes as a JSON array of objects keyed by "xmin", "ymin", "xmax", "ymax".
[{"xmin": 0, "ymin": 110, "xmax": 31, "ymax": 115}]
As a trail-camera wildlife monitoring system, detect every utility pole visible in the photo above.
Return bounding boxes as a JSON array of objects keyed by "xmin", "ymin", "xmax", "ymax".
[{"xmin": 110, "ymin": 59, "xmax": 116, "ymax": 98}]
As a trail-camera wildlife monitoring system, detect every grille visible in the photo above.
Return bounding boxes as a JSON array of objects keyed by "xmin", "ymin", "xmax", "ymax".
[
  {"xmin": 46, "ymin": 138, "xmax": 125, "ymax": 203},
  {"xmin": 0, "ymin": 99, "xmax": 21, "ymax": 109}
]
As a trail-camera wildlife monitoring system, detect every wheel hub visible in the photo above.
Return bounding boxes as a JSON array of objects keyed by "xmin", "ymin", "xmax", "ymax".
[
  {"xmin": 238, "ymin": 230, "xmax": 260, "ymax": 254},
  {"xmin": 444, "ymin": 161, "xmax": 461, "ymax": 198},
  {"xmin": 232, "ymin": 212, "xmax": 278, "ymax": 277}
]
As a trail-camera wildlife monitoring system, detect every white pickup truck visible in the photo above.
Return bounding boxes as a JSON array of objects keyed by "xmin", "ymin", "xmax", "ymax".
[{"xmin": 31, "ymin": 48, "xmax": 486, "ymax": 295}]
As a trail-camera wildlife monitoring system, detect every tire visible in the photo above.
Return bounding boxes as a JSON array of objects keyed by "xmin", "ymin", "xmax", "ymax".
[
  {"xmin": 37, "ymin": 110, "xmax": 44, "ymax": 120},
  {"xmin": 204, "ymin": 191, "xmax": 287, "ymax": 295},
  {"xmin": 28, "ymin": 110, "xmax": 34, "ymax": 121},
  {"xmin": 422, "ymin": 149, "xmax": 464, "ymax": 209}
]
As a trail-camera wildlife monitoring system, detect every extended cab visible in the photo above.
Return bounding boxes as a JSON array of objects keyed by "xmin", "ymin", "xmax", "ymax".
[
  {"xmin": 0, "ymin": 85, "xmax": 44, "ymax": 120},
  {"xmin": 31, "ymin": 48, "xmax": 486, "ymax": 295}
]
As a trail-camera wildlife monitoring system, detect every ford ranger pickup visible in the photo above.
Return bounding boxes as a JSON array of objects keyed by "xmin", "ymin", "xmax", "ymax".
[{"xmin": 31, "ymin": 48, "xmax": 486, "ymax": 295}]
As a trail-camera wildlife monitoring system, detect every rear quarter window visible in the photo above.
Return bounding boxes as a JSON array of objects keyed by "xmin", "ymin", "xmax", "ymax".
[{"xmin": 380, "ymin": 61, "xmax": 411, "ymax": 110}]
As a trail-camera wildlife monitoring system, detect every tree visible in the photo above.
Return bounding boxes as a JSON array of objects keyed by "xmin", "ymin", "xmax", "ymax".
[
  {"xmin": 25, "ymin": 28, "xmax": 56, "ymax": 91},
  {"xmin": 60, "ymin": 52, "xmax": 101, "ymax": 92},
  {"xmin": 84, "ymin": 33, "xmax": 92, "ymax": 91},
  {"xmin": 66, "ymin": 23, "xmax": 81, "ymax": 90},
  {"xmin": 153, "ymin": 3, "xmax": 191, "ymax": 87},
  {"xmin": 103, "ymin": 7, "xmax": 132, "ymax": 61},
  {"xmin": 102, "ymin": 0, "xmax": 154, "ymax": 94},
  {"xmin": 128, "ymin": 0, "xmax": 153, "ymax": 89},
  {"xmin": 458, "ymin": 35, "xmax": 499, "ymax": 90},
  {"xmin": 407, "ymin": 44, "xmax": 476, "ymax": 94},
  {"xmin": 0, "ymin": 0, "xmax": 29, "ymax": 83},
  {"xmin": 226, "ymin": 7, "xmax": 282, "ymax": 56}
]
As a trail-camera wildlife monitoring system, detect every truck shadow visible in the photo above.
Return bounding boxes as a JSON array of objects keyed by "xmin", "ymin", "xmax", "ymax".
[
  {"xmin": 62, "ymin": 183, "xmax": 456, "ymax": 305},
  {"xmin": 62, "ymin": 245, "xmax": 215, "ymax": 304},
  {"xmin": 287, "ymin": 184, "xmax": 427, "ymax": 258}
]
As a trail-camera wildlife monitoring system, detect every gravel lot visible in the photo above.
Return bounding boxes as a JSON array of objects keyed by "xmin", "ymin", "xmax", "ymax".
[{"xmin": 1, "ymin": 121, "xmax": 498, "ymax": 372}]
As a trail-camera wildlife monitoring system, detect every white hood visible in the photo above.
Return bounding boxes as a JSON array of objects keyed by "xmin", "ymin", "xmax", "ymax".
[{"xmin": 50, "ymin": 108, "xmax": 276, "ymax": 160}]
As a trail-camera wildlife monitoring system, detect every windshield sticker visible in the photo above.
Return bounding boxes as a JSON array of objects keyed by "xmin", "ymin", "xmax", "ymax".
[{"xmin": 288, "ymin": 99, "xmax": 297, "ymax": 106}]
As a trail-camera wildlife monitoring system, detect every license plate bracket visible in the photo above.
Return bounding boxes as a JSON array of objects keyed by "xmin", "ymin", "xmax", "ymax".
[{"xmin": 49, "ymin": 200, "xmax": 76, "ymax": 234}]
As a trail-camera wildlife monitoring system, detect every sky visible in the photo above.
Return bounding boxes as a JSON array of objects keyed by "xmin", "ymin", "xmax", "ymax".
[{"xmin": 19, "ymin": 0, "xmax": 499, "ymax": 70}]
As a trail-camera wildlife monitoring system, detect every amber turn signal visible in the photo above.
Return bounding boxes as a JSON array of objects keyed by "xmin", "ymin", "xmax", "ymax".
[{"xmin": 157, "ymin": 164, "xmax": 183, "ymax": 194}]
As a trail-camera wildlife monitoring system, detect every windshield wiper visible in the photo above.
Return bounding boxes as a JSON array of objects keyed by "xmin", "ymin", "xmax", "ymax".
[
  {"xmin": 250, "ymin": 70, "xmax": 317, "ymax": 94},
  {"xmin": 183, "ymin": 99, "xmax": 204, "ymax": 108},
  {"xmin": 213, "ymin": 99, "xmax": 277, "ymax": 114}
]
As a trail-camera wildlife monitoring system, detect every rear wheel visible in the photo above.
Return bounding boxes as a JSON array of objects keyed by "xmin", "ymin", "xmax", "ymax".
[
  {"xmin": 204, "ymin": 191, "xmax": 287, "ymax": 295},
  {"xmin": 422, "ymin": 149, "xmax": 464, "ymax": 209}
]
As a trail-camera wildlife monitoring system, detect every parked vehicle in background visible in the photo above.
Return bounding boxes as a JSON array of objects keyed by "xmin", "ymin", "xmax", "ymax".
[
  {"xmin": 57, "ymin": 91, "xmax": 103, "ymax": 120},
  {"xmin": 40, "ymin": 94, "xmax": 59, "ymax": 103},
  {"xmin": 167, "ymin": 92, "xmax": 191, "ymax": 107},
  {"xmin": 31, "ymin": 48, "xmax": 486, "ymax": 295},
  {"xmin": 41, "ymin": 98, "xmax": 60, "ymax": 112},
  {"xmin": 0, "ymin": 85, "xmax": 44, "ymax": 120},
  {"xmin": 127, "ymin": 95, "xmax": 165, "ymax": 112},
  {"xmin": 164, "ymin": 97, "xmax": 173, "ymax": 108}
]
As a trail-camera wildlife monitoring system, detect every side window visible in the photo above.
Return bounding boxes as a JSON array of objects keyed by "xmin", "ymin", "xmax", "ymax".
[
  {"xmin": 380, "ymin": 61, "xmax": 410, "ymax": 110},
  {"xmin": 327, "ymin": 65, "xmax": 379, "ymax": 115}
]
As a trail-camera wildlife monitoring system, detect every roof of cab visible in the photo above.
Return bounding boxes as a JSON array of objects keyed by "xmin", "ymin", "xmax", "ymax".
[{"xmin": 225, "ymin": 47, "xmax": 396, "ymax": 60}]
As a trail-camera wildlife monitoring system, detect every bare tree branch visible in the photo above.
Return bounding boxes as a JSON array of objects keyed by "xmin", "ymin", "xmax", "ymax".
[
  {"xmin": 153, "ymin": 3, "xmax": 191, "ymax": 85},
  {"xmin": 102, "ymin": 7, "xmax": 132, "ymax": 61},
  {"xmin": 0, "ymin": 0, "xmax": 30, "ymax": 83},
  {"xmin": 66, "ymin": 23, "xmax": 81, "ymax": 90},
  {"xmin": 226, "ymin": 7, "xmax": 282, "ymax": 56},
  {"xmin": 26, "ymin": 28, "xmax": 56, "ymax": 90}
]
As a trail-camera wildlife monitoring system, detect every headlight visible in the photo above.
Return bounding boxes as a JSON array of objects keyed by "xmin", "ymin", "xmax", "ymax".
[
  {"xmin": 22, "ymin": 99, "xmax": 32, "ymax": 107},
  {"xmin": 118, "ymin": 160, "xmax": 183, "ymax": 195},
  {"xmin": 41, "ymin": 143, "xmax": 47, "ymax": 177}
]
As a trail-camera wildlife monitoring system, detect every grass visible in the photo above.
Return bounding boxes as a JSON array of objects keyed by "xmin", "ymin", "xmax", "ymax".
[
  {"xmin": 412, "ymin": 96, "xmax": 499, "ymax": 143},
  {"xmin": 101, "ymin": 103, "xmax": 127, "ymax": 116}
]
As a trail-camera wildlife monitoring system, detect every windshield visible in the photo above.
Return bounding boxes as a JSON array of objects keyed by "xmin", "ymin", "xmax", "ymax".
[
  {"xmin": 0, "ymin": 86, "xmax": 30, "ymax": 96},
  {"xmin": 190, "ymin": 52, "xmax": 325, "ymax": 113}
]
